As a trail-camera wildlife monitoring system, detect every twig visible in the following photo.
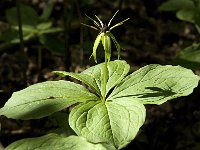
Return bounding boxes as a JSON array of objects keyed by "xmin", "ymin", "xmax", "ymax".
[
  {"xmin": 63, "ymin": 0, "xmax": 72, "ymax": 71},
  {"xmin": 75, "ymin": 0, "xmax": 83, "ymax": 66},
  {"xmin": 16, "ymin": 0, "xmax": 27, "ymax": 84}
]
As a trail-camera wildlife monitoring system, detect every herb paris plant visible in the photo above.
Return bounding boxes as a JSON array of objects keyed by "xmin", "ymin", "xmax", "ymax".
[
  {"xmin": 0, "ymin": 11, "xmax": 200, "ymax": 150},
  {"xmin": 81, "ymin": 10, "xmax": 129, "ymax": 102}
]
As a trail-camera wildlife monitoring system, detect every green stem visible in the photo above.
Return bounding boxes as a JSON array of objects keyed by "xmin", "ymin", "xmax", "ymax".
[{"xmin": 102, "ymin": 54, "xmax": 108, "ymax": 102}]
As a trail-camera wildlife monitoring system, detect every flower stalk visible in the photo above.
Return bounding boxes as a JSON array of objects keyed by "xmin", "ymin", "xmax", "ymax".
[{"xmin": 82, "ymin": 10, "xmax": 129, "ymax": 101}]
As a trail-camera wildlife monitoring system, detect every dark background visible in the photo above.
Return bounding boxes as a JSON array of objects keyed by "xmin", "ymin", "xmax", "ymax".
[{"xmin": 0, "ymin": 0, "xmax": 200, "ymax": 149}]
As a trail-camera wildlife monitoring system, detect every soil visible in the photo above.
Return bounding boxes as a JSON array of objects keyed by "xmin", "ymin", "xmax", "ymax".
[{"xmin": 0, "ymin": 0, "xmax": 200, "ymax": 149}]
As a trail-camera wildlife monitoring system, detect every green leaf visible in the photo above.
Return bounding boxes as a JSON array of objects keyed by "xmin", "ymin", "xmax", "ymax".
[
  {"xmin": 82, "ymin": 60, "xmax": 130, "ymax": 97},
  {"xmin": 0, "ymin": 29, "xmax": 19, "ymax": 43},
  {"xmin": 47, "ymin": 112, "xmax": 76, "ymax": 137},
  {"xmin": 0, "ymin": 27, "xmax": 34, "ymax": 43},
  {"xmin": 173, "ymin": 43, "xmax": 200, "ymax": 69},
  {"xmin": 92, "ymin": 33, "xmax": 103, "ymax": 62},
  {"xmin": 176, "ymin": 8, "xmax": 197, "ymax": 23},
  {"xmin": 159, "ymin": 0, "xmax": 200, "ymax": 24},
  {"xmin": 0, "ymin": 80, "xmax": 98, "ymax": 120},
  {"xmin": 37, "ymin": 22, "xmax": 52, "ymax": 30},
  {"xmin": 53, "ymin": 71, "xmax": 101, "ymax": 96},
  {"xmin": 108, "ymin": 64, "xmax": 199, "ymax": 105},
  {"xmin": 39, "ymin": 35, "xmax": 64, "ymax": 55},
  {"xmin": 54, "ymin": 60, "xmax": 129, "ymax": 97},
  {"xmin": 179, "ymin": 43, "xmax": 200, "ymax": 62},
  {"xmin": 5, "ymin": 133, "xmax": 106, "ymax": 150},
  {"xmin": 159, "ymin": 0, "xmax": 194, "ymax": 11},
  {"xmin": 12, "ymin": 25, "xmax": 38, "ymax": 34},
  {"xmin": 6, "ymin": 4, "xmax": 39, "ymax": 26},
  {"xmin": 39, "ymin": 27, "xmax": 63, "ymax": 34},
  {"xmin": 69, "ymin": 98, "xmax": 145, "ymax": 149},
  {"xmin": 40, "ymin": 0, "xmax": 55, "ymax": 21}
]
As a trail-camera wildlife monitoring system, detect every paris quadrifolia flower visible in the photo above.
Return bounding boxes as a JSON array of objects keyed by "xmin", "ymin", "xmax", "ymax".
[{"xmin": 81, "ymin": 10, "xmax": 129, "ymax": 63}]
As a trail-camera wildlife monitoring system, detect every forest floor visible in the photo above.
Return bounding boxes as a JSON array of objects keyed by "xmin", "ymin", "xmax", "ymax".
[{"xmin": 0, "ymin": 0, "xmax": 200, "ymax": 149}]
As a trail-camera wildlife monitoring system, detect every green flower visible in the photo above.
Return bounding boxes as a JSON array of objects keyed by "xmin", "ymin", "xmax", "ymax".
[{"xmin": 82, "ymin": 10, "xmax": 129, "ymax": 62}]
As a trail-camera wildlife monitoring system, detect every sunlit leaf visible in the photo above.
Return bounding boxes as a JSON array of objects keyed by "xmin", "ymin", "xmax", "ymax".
[
  {"xmin": 69, "ymin": 98, "xmax": 145, "ymax": 149},
  {"xmin": 0, "ymin": 80, "xmax": 98, "ymax": 120},
  {"xmin": 82, "ymin": 60, "xmax": 130, "ymax": 96},
  {"xmin": 5, "ymin": 134, "xmax": 106, "ymax": 150},
  {"xmin": 108, "ymin": 64, "xmax": 200, "ymax": 105},
  {"xmin": 54, "ymin": 60, "xmax": 130, "ymax": 98},
  {"xmin": 53, "ymin": 71, "xmax": 101, "ymax": 96}
]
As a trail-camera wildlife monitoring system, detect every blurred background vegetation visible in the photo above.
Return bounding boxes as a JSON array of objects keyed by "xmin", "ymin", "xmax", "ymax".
[{"xmin": 0, "ymin": 0, "xmax": 200, "ymax": 149}]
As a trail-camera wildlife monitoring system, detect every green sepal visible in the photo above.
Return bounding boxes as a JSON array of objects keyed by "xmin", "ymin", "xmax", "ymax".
[
  {"xmin": 107, "ymin": 32, "xmax": 121, "ymax": 59},
  {"xmin": 101, "ymin": 33, "xmax": 111, "ymax": 62},
  {"xmin": 92, "ymin": 32, "xmax": 103, "ymax": 63}
]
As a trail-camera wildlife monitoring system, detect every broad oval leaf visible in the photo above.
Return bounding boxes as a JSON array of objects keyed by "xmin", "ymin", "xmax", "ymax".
[
  {"xmin": 5, "ymin": 133, "xmax": 106, "ymax": 150},
  {"xmin": 82, "ymin": 60, "xmax": 130, "ymax": 97},
  {"xmin": 0, "ymin": 80, "xmax": 98, "ymax": 120},
  {"xmin": 159, "ymin": 0, "xmax": 194, "ymax": 11},
  {"xmin": 6, "ymin": 4, "xmax": 39, "ymax": 26},
  {"xmin": 69, "ymin": 98, "xmax": 146, "ymax": 149},
  {"xmin": 53, "ymin": 71, "xmax": 101, "ymax": 96},
  {"xmin": 54, "ymin": 60, "xmax": 130, "ymax": 98},
  {"xmin": 173, "ymin": 43, "xmax": 200, "ymax": 69},
  {"xmin": 108, "ymin": 64, "xmax": 200, "ymax": 105},
  {"xmin": 176, "ymin": 8, "xmax": 197, "ymax": 23}
]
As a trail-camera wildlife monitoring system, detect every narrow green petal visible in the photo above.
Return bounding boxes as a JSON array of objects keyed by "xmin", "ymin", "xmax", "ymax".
[
  {"xmin": 81, "ymin": 23, "xmax": 100, "ymax": 31},
  {"xmin": 85, "ymin": 14, "xmax": 101, "ymax": 28},
  {"xmin": 95, "ymin": 15, "xmax": 104, "ymax": 27},
  {"xmin": 108, "ymin": 10, "xmax": 119, "ymax": 27},
  {"xmin": 110, "ymin": 18, "xmax": 130, "ymax": 30}
]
